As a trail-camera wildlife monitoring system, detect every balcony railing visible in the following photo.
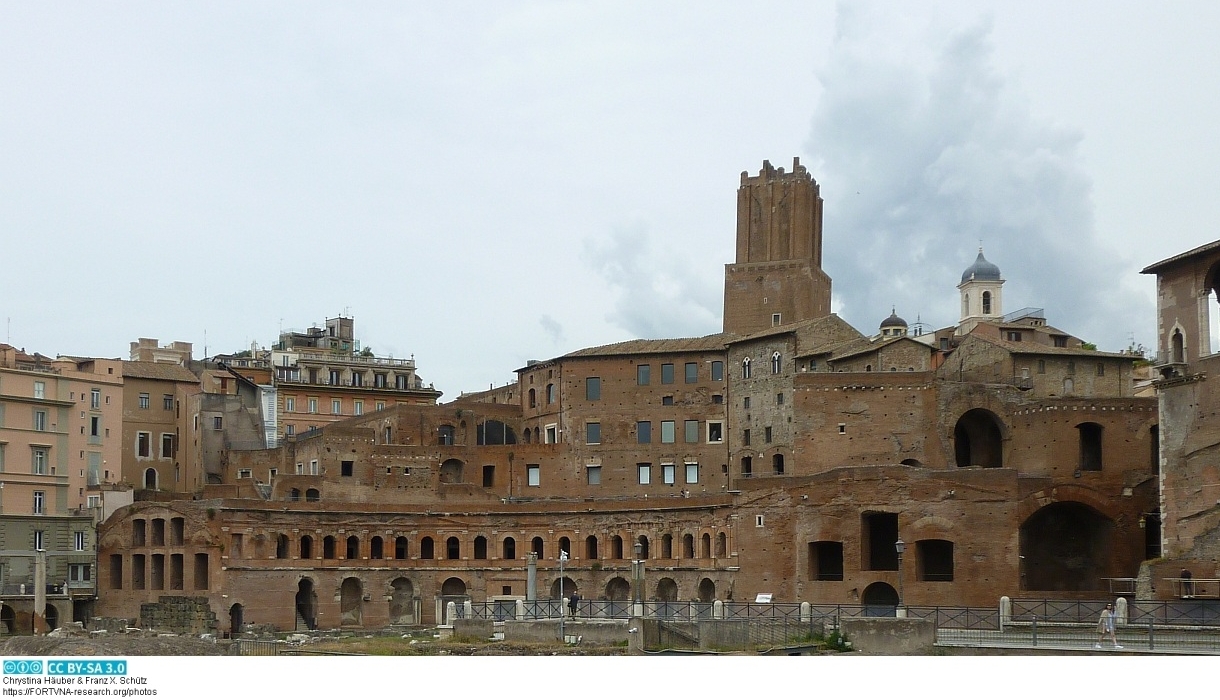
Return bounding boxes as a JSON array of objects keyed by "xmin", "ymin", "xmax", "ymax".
[{"xmin": 296, "ymin": 352, "xmax": 415, "ymax": 369}]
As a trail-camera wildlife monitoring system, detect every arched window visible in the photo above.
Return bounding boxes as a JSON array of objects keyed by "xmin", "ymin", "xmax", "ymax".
[
  {"xmin": 701, "ymin": 533, "xmax": 712, "ymax": 558},
  {"xmin": 742, "ymin": 357, "xmax": 752, "ymax": 379},
  {"xmin": 395, "ymin": 536, "xmax": 408, "ymax": 560},
  {"xmin": 437, "ymin": 424, "xmax": 455, "ymax": 446},
  {"xmin": 503, "ymin": 537, "xmax": 516, "ymax": 560},
  {"xmin": 771, "ymin": 352, "xmax": 781, "ymax": 374},
  {"xmin": 982, "ymin": 291, "xmax": 992, "ymax": 315},
  {"xmin": 1172, "ymin": 329, "xmax": 1185, "ymax": 363},
  {"xmin": 345, "ymin": 536, "xmax": 359, "ymax": 560},
  {"xmin": 558, "ymin": 536, "xmax": 571, "ymax": 558},
  {"xmin": 661, "ymin": 534, "xmax": 673, "ymax": 559},
  {"xmin": 962, "ymin": 293, "xmax": 969, "ymax": 317},
  {"xmin": 474, "ymin": 536, "xmax": 487, "ymax": 559},
  {"xmin": 276, "ymin": 534, "xmax": 289, "ymax": 559},
  {"xmin": 420, "ymin": 537, "xmax": 434, "ymax": 560},
  {"xmin": 289, "ymin": 488, "xmax": 301, "ymax": 501},
  {"xmin": 322, "ymin": 536, "xmax": 336, "ymax": 560},
  {"xmin": 682, "ymin": 534, "xmax": 694, "ymax": 558},
  {"xmin": 546, "ymin": 383, "xmax": 556, "ymax": 404},
  {"xmin": 773, "ymin": 453, "xmax": 785, "ymax": 475},
  {"xmin": 370, "ymin": 536, "xmax": 383, "ymax": 559},
  {"xmin": 716, "ymin": 532, "xmax": 727, "ymax": 557},
  {"xmin": 532, "ymin": 537, "xmax": 544, "ymax": 558},
  {"xmin": 585, "ymin": 535, "xmax": 598, "ymax": 559},
  {"xmin": 528, "ymin": 388, "xmax": 536, "ymax": 409},
  {"xmin": 446, "ymin": 537, "xmax": 460, "ymax": 560},
  {"xmin": 300, "ymin": 535, "xmax": 313, "ymax": 559},
  {"xmin": 305, "ymin": 488, "xmax": 320, "ymax": 502},
  {"xmin": 612, "ymin": 535, "xmax": 624, "ymax": 559}
]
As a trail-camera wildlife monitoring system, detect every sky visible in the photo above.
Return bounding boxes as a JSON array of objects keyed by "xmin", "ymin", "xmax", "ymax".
[{"xmin": 4, "ymin": 2, "xmax": 1219, "ymax": 396}]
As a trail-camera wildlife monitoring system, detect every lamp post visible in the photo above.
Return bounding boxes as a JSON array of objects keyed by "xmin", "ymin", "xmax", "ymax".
[
  {"xmin": 894, "ymin": 538, "xmax": 906, "ymax": 618},
  {"xmin": 558, "ymin": 550, "xmax": 568, "ymax": 643},
  {"xmin": 631, "ymin": 541, "xmax": 644, "ymax": 615}
]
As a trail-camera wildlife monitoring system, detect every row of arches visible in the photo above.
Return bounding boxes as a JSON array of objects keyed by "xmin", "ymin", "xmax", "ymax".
[{"xmin": 258, "ymin": 531, "xmax": 730, "ymax": 562}]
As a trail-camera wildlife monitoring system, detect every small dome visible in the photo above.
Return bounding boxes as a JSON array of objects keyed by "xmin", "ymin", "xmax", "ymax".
[
  {"xmin": 880, "ymin": 308, "xmax": 908, "ymax": 330},
  {"xmin": 961, "ymin": 248, "xmax": 1001, "ymax": 283}
]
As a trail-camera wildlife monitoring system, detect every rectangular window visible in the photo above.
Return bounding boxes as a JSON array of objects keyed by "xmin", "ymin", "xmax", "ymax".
[
  {"xmin": 712, "ymin": 394, "xmax": 723, "ymax": 404},
  {"xmin": 286, "ymin": 424, "xmax": 295, "ymax": 436},
  {"xmin": 707, "ymin": 421, "xmax": 723, "ymax": 443},
  {"xmin": 331, "ymin": 399, "xmax": 341, "ymax": 415},
  {"xmin": 661, "ymin": 420, "xmax": 675, "ymax": 443},
  {"xmin": 684, "ymin": 420, "xmax": 698, "ymax": 443},
  {"xmin": 308, "ymin": 398, "xmax": 318, "ymax": 413},
  {"xmin": 685, "ymin": 462, "xmax": 699, "ymax": 484},
  {"xmin": 376, "ymin": 402, "xmax": 385, "ymax": 411},
  {"xmin": 341, "ymin": 460, "xmax": 354, "ymax": 477},
  {"xmin": 586, "ymin": 422, "xmax": 601, "ymax": 445},
  {"xmin": 545, "ymin": 425, "xmax": 557, "ymax": 444},
  {"xmin": 161, "ymin": 434, "xmax": 174, "ymax": 459},
  {"xmin": 139, "ymin": 393, "xmax": 150, "ymax": 409},
  {"xmin": 637, "ymin": 463, "xmax": 651, "ymax": 485},
  {"xmin": 34, "ymin": 381, "xmax": 45, "ymax": 399},
  {"xmin": 662, "ymin": 463, "xmax": 676, "ymax": 485},
  {"xmin": 90, "ymin": 389, "xmax": 100, "ymax": 409},
  {"xmin": 527, "ymin": 464, "xmax": 540, "ymax": 487},
  {"xmin": 354, "ymin": 400, "xmax": 363, "ymax": 416},
  {"xmin": 772, "ymin": 313, "xmax": 782, "ymax": 326},
  {"xmin": 33, "ymin": 490, "xmax": 45, "ymax": 515},
  {"xmin": 685, "ymin": 362, "xmax": 697, "ymax": 383},
  {"xmin": 1006, "ymin": 331, "xmax": 1023, "ymax": 342},
  {"xmin": 743, "ymin": 397, "xmax": 750, "ymax": 409},
  {"xmin": 286, "ymin": 397, "xmax": 296, "ymax": 412},
  {"xmin": 212, "ymin": 416, "xmax": 223, "ymax": 430},
  {"xmin": 70, "ymin": 563, "xmax": 91, "ymax": 583},
  {"xmin": 75, "ymin": 531, "xmax": 86, "ymax": 551},
  {"xmin": 34, "ymin": 530, "xmax": 45, "ymax": 550},
  {"xmin": 637, "ymin": 421, "xmax": 652, "ymax": 444},
  {"xmin": 711, "ymin": 361, "xmax": 724, "ymax": 381},
  {"xmin": 1053, "ymin": 335, "xmax": 1068, "ymax": 348},
  {"xmin": 237, "ymin": 469, "xmax": 252, "ymax": 479},
  {"xmin": 637, "ymin": 364, "xmax": 651, "ymax": 385},
  {"xmin": 1096, "ymin": 363, "xmax": 1105, "ymax": 377},
  {"xmin": 309, "ymin": 459, "xmax": 318, "ymax": 475},
  {"xmin": 33, "ymin": 410, "xmax": 46, "ymax": 431},
  {"xmin": 765, "ymin": 426, "xmax": 773, "ymax": 443},
  {"xmin": 1038, "ymin": 359, "xmax": 1046, "ymax": 374},
  {"xmin": 32, "ymin": 447, "xmax": 48, "ymax": 474},
  {"xmin": 90, "ymin": 416, "xmax": 101, "ymax": 438},
  {"xmin": 662, "ymin": 396, "xmax": 674, "ymax": 406},
  {"xmin": 743, "ymin": 429, "xmax": 751, "ymax": 446},
  {"xmin": 163, "ymin": 394, "xmax": 174, "ymax": 410},
  {"xmin": 375, "ymin": 374, "xmax": 387, "ymax": 388},
  {"xmin": 776, "ymin": 392, "xmax": 784, "ymax": 405},
  {"xmin": 661, "ymin": 363, "xmax": 674, "ymax": 384},
  {"xmin": 1067, "ymin": 361, "xmax": 1076, "ymax": 375},
  {"xmin": 329, "ymin": 370, "xmax": 341, "ymax": 385},
  {"xmin": 586, "ymin": 377, "xmax": 601, "ymax": 401},
  {"xmin": 586, "ymin": 465, "xmax": 601, "ymax": 485}
]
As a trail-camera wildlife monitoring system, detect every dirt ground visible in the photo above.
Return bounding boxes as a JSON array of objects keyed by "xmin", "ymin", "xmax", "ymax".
[{"xmin": 0, "ymin": 633, "xmax": 229, "ymax": 656}]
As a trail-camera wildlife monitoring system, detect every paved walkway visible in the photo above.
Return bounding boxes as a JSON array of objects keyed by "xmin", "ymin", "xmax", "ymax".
[{"xmin": 935, "ymin": 626, "xmax": 1220, "ymax": 654}]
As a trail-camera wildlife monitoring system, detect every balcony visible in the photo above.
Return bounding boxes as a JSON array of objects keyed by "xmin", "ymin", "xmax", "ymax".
[{"xmin": 296, "ymin": 352, "xmax": 416, "ymax": 369}]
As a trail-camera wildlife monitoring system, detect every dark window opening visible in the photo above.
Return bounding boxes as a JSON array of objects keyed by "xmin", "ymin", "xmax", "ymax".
[
  {"xmin": 773, "ymin": 453, "xmax": 784, "ymax": 475},
  {"xmin": 300, "ymin": 536, "xmax": 313, "ymax": 559},
  {"xmin": 917, "ymin": 539, "xmax": 954, "ymax": 581},
  {"xmin": 420, "ymin": 537, "xmax": 434, "ymax": 559},
  {"xmin": 474, "ymin": 536, "xmax": 488, "ymax": 559},
  {"xmin": 109, "ymin": 555, "xmax": 123, "ymax": 590},
  {"xmin": 341, "ymin": 460, "xmax": 354, "ymax": 477},
  {"xmin": 306, "ymin": 488, "xmax": 320, "ymax": 502},
  {"xmin": 954, "ymin": 408, "xmax": 1004, "ymax": 468},
  {"xmin": 741, "ymin": 456, "xmax": 752, "ymax": 477},
  {"xmin": 482, "ymin": 464, "xmax": 495, "ymax": 488},
  {"xmin": 585, "ymin": 536, "xmax": 598, "ymax": 559},
  {"xmin": 346, "ymin": 535, "xmax": 359, "ymax": 559},
  {"xmin": 323, "ymin": 536, "xmax": 336, "ymax": 559},
  {"xmin": 395, "ymin": 537, "xmax": 408, "ymax": 560},
  {"xmin": 477, "ymin": 420, "xmax": 516, "ymax": 445},
  {"xmin": 170, "ymin": 553, "xmax": 184, "ymax": 590},
  {"xmin": 661, "ymin": 534, "xmax": 673, "ymax": 559},
  {"xmin": 586, "ymin": 377, "xmax": 601, "ymax": 400},
  {"xmin": 276, "ymin": 534, "xmax": 289, "ymax": 559},
  {"xmin": 862, "ymin": 512, "xmax": 899, "ymax": 571},
  {"xmin": 447, "ymin": 537, "xmax": 460, "ymax": 559},
  {"xmin": 612, "ymin": 536, "xmax": 624, "ymax": 559},
  {"xmin": 370, "ymin": 536, "xmax": 383, "ymax": 559},
  {"xmin": 193, "ymin": 553, "xmax": 208, "ymax": 590},
  {"xmin": 808, "ymin": 541, "xmax": 844, "ymax": 581},
  {"xmin": 438, "ymin": 425, "xmax": 456, "ymax": 446},
  {"xmin": 132, "ymin": 520, "xmax": 146, "ymax": 547},
  {"xmin": 1078, "ymin": 422, "xmax": 1103, "ymax": 471},
  {"xmin": 503, "ymin": 537, "xmax": 516, "ymax": 560},
  {"xmin": 532, "ymin": 537, "xmax": 544, "ymax": 558}
]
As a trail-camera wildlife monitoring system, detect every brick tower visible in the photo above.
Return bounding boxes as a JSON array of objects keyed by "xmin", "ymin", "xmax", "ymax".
[{"xmin": 722, "ymin": 158, "xmax": 832, "ymax": 335}]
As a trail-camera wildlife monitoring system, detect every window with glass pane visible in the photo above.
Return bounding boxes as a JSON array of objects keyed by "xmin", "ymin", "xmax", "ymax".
[
  {"xmin": 661, "ymin": 421, "xmax": 675, "ymax": 443},
  {"xmin": 637, "ymin": 364, "xmax": 650, "ymax": 385},
  {"xmin": 637, "ymin": 421, "xmax": 651, "ymax": 444},
  {"xmin": 684, "ymin": 420, "xmax": 698, "ymax": 443},
  {"xmin": 661, "ymin": 363, "xmax": 674, "ymax": 384},
  {"xmin": 586, "ymin": 422, "xmax": 601, "ymax": 444},
  {"xmin": 685, "ymin": 363, "xmax": 697, "ymax": 383},
  {"xmin": 586, "ymin": 377, "xmax": 601, "ymax": 401}
]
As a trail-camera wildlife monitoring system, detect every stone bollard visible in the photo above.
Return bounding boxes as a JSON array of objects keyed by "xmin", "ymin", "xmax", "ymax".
[
  {"xmin": 999, "ymin": 596, "xmax": 1011, "ymax": 630},
  {"xmin": 515, "ymin": 599, "xmax": 525, "ymax": 621},
  {"xmin": 713, "ymin": 599, "xmax": 724, "ymax": 620},
  {"xmin": 1116, "ymin": 597, "xmax": 1128, "ymax": 625},
  {"xmin": 463, "ymin": 600, "xmax": 473, "ymax": 620},
  {"xmin": 800, "ymin": 602, "xmax": 811, "ymax": 624},
  {"xmin": 445, "ymin": 601, "xmax": 456, "ymax": 625}
]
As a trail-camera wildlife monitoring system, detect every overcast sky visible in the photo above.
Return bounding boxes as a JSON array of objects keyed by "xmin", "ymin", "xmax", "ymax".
[{"xmin": 4, "ymin": 2, "xmax": 1219, "ymax": 396}]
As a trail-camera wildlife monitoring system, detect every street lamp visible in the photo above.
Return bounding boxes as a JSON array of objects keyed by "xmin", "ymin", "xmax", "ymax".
[
  {"xmin": 558, "ymin": 550, "xmax": 568, "ymax": 643},
  {"xmin": 894, "ymin": 538, "xmax": 906, "ymax": 618}
]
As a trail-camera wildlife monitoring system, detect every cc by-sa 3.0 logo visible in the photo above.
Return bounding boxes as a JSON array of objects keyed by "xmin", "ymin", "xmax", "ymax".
[{"xmin": 3, "ymin": 660, "xmax": 44, "ymax": 674}]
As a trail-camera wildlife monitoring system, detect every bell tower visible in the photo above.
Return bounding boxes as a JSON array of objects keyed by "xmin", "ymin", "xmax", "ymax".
[{"xmin": 722, "ymin": 158, "xmax": 832, "ymax": 335}]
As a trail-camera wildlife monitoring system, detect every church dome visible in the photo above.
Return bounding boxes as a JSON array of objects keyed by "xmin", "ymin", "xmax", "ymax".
[
  {"xmin": 880, "ymin": 309, "xmax": 908, "ymax": 330},
  {"xmin": 961, "ymin": 248, "xmax": 1001, "ymax": 283}
]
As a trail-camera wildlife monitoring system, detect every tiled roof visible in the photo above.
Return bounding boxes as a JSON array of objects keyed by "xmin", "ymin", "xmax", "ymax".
[
  {"xmin": 975, "ymin": 336, "xmax": 1132, "ymax": 359},
  {"xmin": 122, "ymin": 361, "xmax": 199, "ymax": 383},
  {"xmin": 561, "ymin": 333, "xmax": 733, "ymax": 358},
  {"xmin": 1141, "ymin": 239, "xmax": 1220, "ymax": 274}
]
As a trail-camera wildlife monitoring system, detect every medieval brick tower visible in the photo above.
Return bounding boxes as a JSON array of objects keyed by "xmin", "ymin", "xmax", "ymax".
[{"xmin": 722, "ymin": 158, "xmax": 832, "ymax": 335}]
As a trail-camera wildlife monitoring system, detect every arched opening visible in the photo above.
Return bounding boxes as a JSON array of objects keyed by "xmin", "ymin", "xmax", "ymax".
[
  {"xmin": 229, "ymin": 603, "xmax": 244, "ymax": 636},
  {"xmin": 322, "ymin": 536, "xmax": 336, "ymax": 559},
  {"xmin": 276, "ymin": 534, "xmax": 289, "ymax": 559},
  {"xmin": 346, "ymin": 536, "xmax": 359, "ymax": 560},
  {"xmin": 982, "ymin": 291, "xmax": 992, "ymax": 315},
  {"xmin": 558, "ymin": 536, "xmax": 571, "ymax": 558},
  {"xmin": 716, "ymin": 532, "xmax": 727, "ymax": 557},
  {"xmin": 295, "ymin": 579, "xmax": 318, "ymax": 630},
  {"xmin": 144, "ymin": 468, "xmax": 157, "ymax": 490},
  {"xmin": 636, "ymin": 535, "xmax": 649, "ymax": 559},
  {"xmin": 528, "ymin": 388, "xmax": 536, "ymax": 408},
  {"xmin": 771, "ymin": 352, "xmax": 781, "ymax": 374},
  {"xmin": 1172, "ymin": 329, "xmax": 1185, "ymax": 363},
  {"xmin": 605, "ymin": 577, "xmax": 631, "ymax": 600},
  {"xmin": 900, "ymin": 458, "xmax": 924, "ymax": 468},
  {"xmin": 0, "ymin": 605, "xmax": 14, "ymax": 635},
  {"xmin": 474, "ymin": 536, "xmax": 488, "ymax": 559},
  {"xmin": 446, "ymin": 537, "xmax": 460, "ymax": 560},
  {"xmin": 546, "ymin": 383, "xmax": 555, "ymax": 404},
  {"xmin": 655, "ymin": 577, "xmax": 678, "ymax": 601},
  {"xmin": 660, "ymin": 534, "xmax": 673, "ymax": 559},
  {"xmin": 550, "ymin": 577, "xmax": 577, "ymax": 599},
  {"xmin": 420, "ymin": 537, "xmax": 434, "ymax": 560},
  {"xmin": 305, "ymin": 488, "xmax": 320, "ymax": 502},
  {"xmin": 682, "ymin": 534, "xmax": 694, "ymax": 558},
  {"xmin": 531, "ymin": 537, "xmax": 544, "ymax": 558},
  {"xmin": 1020, "ymin": 501, "xmax": 1116, "ymax": 591},
  {"xmin": 441, "ymin": 577, "xmax": 467, "ymax": 596},
  {"xmin": 370, "ymin": 536, "xmax": 383, "ymax": 560},
  {"xmin": 44, "ymin": 604, "xmax": 59, "ymax": 631},
  {"xmin": 953, "ymin": 408, "xmax": 1004, "ymax": 468},
  {"xmin": 742, "ymin": 357, "xmax": 751, "ymax": 379},
  {"xmin": 772, "ymin": 453, "xmax": 784, "ymax": 475},
  {"xmin": 861, "ymin": 582, "xmax": 899, "ymax": 616},
  {"xmin": 698, "ymin": 578, "xmax": 716, "ymax": 603},
  {"xmin": 439, "ymin": 458, "xmax": 464, "ymax": 484},
  {"xmin": 300, "ymin": 535, "xmax": 313, "ymax": 559},
  {"xmin": 611, "ymin": 536, "xmax": 624, "ymax": 559},
  {"xmin": 437, "ymin": 424, "xmax": 456, "ymax": 446},
  {"xmin": 701, "ymin": 533, "xmax": 711, "ymax": 558},
  {"xmin": 502, "ymin": 537, "xmax": 516, "ymax": 560},
  {"xmin": 289, "ymin": 488, "xmax": 301, "ymax": 501},
  {"xmin": 395, "ymin": 536, "xmax": 408, "ymax": 560},
  {"xmin": 585, "ymin": 535, "xmax": 598, "ymax": 559},
  {"xmin": 1077, "ymin": 422, "xmax": 1103, "ymax": 471},
  {"xmin": 340, "ymin": 577, "xmax": 363, "ymax": 627},
  {"xmin": 741, "ymin": 456, "xmax": 752, "ymax": 477},
  {"xmin": 389, "ymin": 577, "xmax": 415, "ymax": 625}
]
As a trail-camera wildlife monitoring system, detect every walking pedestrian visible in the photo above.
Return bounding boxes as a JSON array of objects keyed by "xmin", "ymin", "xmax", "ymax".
[
  {"xmin": 1095, "ymin": 603, "xmax": 1122, "ymax": 649},
  {"xmin": 1181, "ymin": 568, "xmax": 1194, "ymax": 598}
]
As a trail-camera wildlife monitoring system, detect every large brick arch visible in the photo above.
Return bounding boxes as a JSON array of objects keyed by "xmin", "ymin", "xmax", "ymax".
[{"xmin": 1017, "ymin": 484, "xmax": 1118, "ymax": 525}]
